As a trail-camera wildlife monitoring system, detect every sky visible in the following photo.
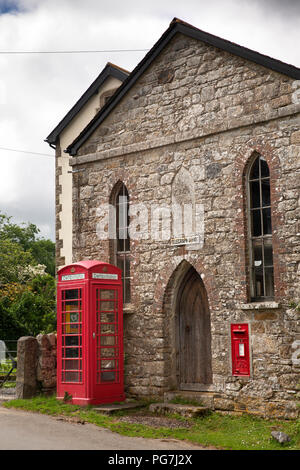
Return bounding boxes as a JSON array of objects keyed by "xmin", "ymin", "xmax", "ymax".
[{"xmin": 0, "ymin": 0, "xmax": 299, "ymax": 241}]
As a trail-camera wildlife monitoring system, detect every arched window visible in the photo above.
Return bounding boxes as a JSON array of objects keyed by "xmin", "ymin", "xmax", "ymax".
[
  {"xmin": 112, "ymin": 182, "xmax": 130, "ymax": 304},
  {"xmin": 247, "ymin": 154, "xmax": 274, "ymax": 300}
]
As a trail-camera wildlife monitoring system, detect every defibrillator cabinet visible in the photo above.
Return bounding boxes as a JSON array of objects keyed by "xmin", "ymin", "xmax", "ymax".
[{"xmin": 56, "ymin": 260, "xmax": 125, "ymax": 405}]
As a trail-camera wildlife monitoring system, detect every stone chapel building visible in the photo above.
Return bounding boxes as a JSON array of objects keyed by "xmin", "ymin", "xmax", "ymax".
[{"xmin": 46, "ymin": 18, "xmax": 300, "ymax": 418}]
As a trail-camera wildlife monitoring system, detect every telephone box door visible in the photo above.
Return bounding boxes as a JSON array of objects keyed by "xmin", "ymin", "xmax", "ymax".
[{"xmin": 91, "ymin": 284, "xmax": 124, "ymax": 401}]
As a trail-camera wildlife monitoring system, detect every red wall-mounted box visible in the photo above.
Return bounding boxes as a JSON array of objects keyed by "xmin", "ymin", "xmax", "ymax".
[{"xmin": 231, "ymin": 323, "xmax": 250, "ymax": 376}]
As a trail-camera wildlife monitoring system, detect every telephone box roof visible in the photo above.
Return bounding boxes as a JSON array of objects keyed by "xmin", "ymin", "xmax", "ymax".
[{"xmin": 57, "ymin": 260, "xmax": 110, "ymax": 272}]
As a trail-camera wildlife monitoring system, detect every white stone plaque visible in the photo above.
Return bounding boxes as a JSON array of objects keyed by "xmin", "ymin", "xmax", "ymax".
[{"xmin": 170, "ymin": 234, "xmax": 201, "ymax": 246}]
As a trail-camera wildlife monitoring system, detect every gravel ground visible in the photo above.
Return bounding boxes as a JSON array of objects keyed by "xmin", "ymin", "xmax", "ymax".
[{"xmin": 113, "ymin": 411, "xmax": 193, "ymax": 429}]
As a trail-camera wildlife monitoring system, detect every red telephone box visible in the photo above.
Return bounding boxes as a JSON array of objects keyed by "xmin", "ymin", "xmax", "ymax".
[
  {"xmin": 56, "ymin": 260, "xmax": 125, "ymax": 405},
  {"xmin": 231, "ymin": 323, "xmax": 250, "ymax": 376}
]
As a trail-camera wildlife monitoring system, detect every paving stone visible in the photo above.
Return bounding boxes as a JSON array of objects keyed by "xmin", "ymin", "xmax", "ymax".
[
  {"xmin": 93, "ymin": 402, "xmax": 145, "ymax": 415},
  {"xmin": 149, "ymin": 403, "xmax": 210, "ymax": 418}
]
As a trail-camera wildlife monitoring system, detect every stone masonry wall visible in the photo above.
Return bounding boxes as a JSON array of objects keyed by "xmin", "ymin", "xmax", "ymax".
[
  {"xmin": 69, "ymin": 33, "xmax": 300, "ymax": 418},
  {"xmin": 16, "ymin": 334, "xmax": 57, "ymax": 399}
]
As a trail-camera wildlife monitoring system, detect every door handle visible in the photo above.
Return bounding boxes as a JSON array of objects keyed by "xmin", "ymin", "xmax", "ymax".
[{"xmin": 92, "ymin": 332, "xmax": 96, "ymax": 339}]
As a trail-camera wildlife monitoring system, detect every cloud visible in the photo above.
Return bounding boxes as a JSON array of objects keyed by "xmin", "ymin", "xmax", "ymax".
[
  {"xmin": 0, "ymin": 0, "xmax": 299, "ymax": 241},
  {"xmin": 249, "ymin": 0, "xmax": 300, "ymax": 17}
]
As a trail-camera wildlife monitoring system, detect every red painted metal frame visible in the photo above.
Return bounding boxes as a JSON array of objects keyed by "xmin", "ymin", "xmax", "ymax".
[
  {"xmin": 231, "ymin": 323, "xmax": 250, "ymax": 376},
  {"xmin": 57, "ymin": 260, "xmax": 125, "ymax": 406}
]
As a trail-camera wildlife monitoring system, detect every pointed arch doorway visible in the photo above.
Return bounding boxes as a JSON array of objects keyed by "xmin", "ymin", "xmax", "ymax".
[{"xmin": 175, "ymin": 265, "xmax": 212, "ymax": 389}]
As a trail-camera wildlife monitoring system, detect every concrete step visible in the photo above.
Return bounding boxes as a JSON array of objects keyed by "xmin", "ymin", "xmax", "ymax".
[
  {"xmin": 164, "ymin": 390, "xmax": 216, "ymax": 408},
  {"xmin": 93, "ymin": 402, "xmax": 144, "ymax": 415},
  {"xmin": 149, "ymin": 402, "xmax": 210, "ymax": 418}
]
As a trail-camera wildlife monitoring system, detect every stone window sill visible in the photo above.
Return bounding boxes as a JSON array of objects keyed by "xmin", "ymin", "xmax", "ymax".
[
  {"xmin": 123, "ymin": 303, "xmax": 135, "ymax": 314},
  {"xmin": 239, "ymin": 301, "xmax": 280, "ymax": 310}
]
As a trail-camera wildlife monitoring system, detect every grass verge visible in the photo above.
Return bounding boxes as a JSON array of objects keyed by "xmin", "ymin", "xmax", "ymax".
[{"xmin": 3, "ymin": 395, "xmax": 300, "ymax": 450}]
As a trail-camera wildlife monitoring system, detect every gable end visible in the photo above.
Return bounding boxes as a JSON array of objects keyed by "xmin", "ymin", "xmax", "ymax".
[{"xmin": 66, "ymin": 18, "xmax": 300, "ymax": 156}]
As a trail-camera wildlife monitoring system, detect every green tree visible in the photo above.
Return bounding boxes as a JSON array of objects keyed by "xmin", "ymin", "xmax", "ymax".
[
  {"xmin": 0, "ymin": 213, "xmax": 56, "ymax": 339},
  {"xmin": 0, "ymin": 275, "xmax": 56, "ymax": 338},
  {"xmin": 0, "ymin": 239, "xmax": 37, "ymax": 286},
  {"xmin": 30, "ymin": 238, "xmax": 55, "ymax": 277},
  {"xmin": 0, "ymin": 213, "xmax": 55, "ymax": 276},
  {"xmin": 8, "ymin": 275, "xmax": 56, "ymax": 336},
  {"xmin": 0, "ymin": 214, "xmax": 39, "ymax": 250}
]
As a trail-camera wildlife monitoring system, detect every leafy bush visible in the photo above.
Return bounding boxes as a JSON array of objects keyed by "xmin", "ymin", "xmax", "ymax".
[
  {"xmin": 0, "ymin": 213, "xmax": 56, "ymax": 339},
  {"xmin": 0, "ymin": 274, "xmax": 56, "ymax": 338}
]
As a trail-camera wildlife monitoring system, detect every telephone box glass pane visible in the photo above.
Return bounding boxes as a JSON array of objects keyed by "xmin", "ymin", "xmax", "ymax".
[
  {"xmin": 100, "ymin": 336, "xmax": 117, "ymax": 346},
  {"xmin": 100, "ymin": 290, "xmax": 115, "ymax": 299},
  {"xmin": 100, "ymin": 347, "xmax": 118, "ymax": 358},
  {"xmin": 100, "ymin": 324, "xmax": 116, "ymax": 334},
  {"xmin": 101, "ymin": 359, "xmax": 117, "ymax": 369},
  {"xmin": 100, "ymin": 312, "xmax": 115, "ymax": 323},
  {"xmin": 100, "ymin": 371, "xmax": 117, "ymax": 382},
  {"xmin": 101, "ymin": 301, "xmax": 114, "ymax": 311},
  {"xmin": 62, "ymin": 324, "xmax": 82, "ymax": 335},
  {"xmin": 64, "ymin": 371, "xmax": 82, "ymax": 382},
  {"xmin": 63, "ymin": 289, "xmax": 81, "ymax": 300},
  {"xmin": 63, "ymin": 359, "xmax": 82, "ymax": 370}
]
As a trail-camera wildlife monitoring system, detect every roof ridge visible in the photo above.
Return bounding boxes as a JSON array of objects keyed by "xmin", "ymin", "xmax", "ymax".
[{"xmin": 172, "ymin": 17, "xmax": 300, "ymax": 73}]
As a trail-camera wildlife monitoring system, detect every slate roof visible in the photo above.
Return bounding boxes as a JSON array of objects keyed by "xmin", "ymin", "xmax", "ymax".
[{"xmin": 63, "ymin": 17, "xmax": 300, "ymax": 156}]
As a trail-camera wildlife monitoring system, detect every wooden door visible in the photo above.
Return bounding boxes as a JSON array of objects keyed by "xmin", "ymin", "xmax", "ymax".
[{"xmin": 177, "ymin": 268, "xmax": 212, "ymax": 389}]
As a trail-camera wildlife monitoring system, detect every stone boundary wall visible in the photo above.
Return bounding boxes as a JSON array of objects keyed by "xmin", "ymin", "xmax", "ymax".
[{"xmin": 16, "ymin": 334, "xmax": 57, "ymax": 399}]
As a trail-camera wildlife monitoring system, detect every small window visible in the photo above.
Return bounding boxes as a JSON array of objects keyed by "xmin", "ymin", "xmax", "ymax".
[
  {"xmin": 100, "ymin": 88, "xmax": 118, "ymax": 109},
  {"xmin": 247, "ymin": 154, "xmax": 274, "ymax": 300},
  {"xmin": 104, "ymin": 93, "xmax": 113, "ymax": 104}
]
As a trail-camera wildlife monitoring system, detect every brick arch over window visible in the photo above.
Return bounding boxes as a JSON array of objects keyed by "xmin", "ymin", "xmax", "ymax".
[
  {"xmin": 234, "ymin": 142, "xmax": 286, "ymax": 302},
  {"xmin": 107, "ymin": 172, "xmax": 138, "ymax": 205}
]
